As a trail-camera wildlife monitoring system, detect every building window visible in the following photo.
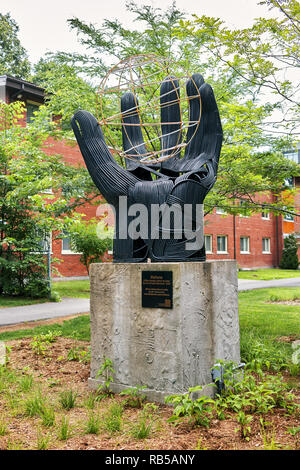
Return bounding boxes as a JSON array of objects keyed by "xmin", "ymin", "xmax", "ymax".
[
  {"xmin": 240, "ymin": 236, "xmax": 250, "ymax": 254},
  {"xmin": 26, "ymin": 103, "xmax": 39, "ymax": 123},
  {"xmin": 262, "ymin": 211, "xmax": 270, "ymax": 220},
  {"xmin": 61, "ymin": 232, "xmax": 80, "ymax": 255},
  {"xmin": 216, "ymin": 207, "xmax": 226, "ymax": 215},
  {"xmin": 239, "ymin": 201, "xmax": 249, "ymax": 218},
  {"xmin": 205, "ymin": 235, "xmax": 212, "ymax": 253},
  {"xmin": 217, "ymin": 235, "xmax": 227, "ymax": 253},
  {"xmin": 262, "ymin": 237, "xmax": 271, "ymax": 253},
  {"xmin": 284, "ymin": 212, "xmax": 294, "ymax": 222}
]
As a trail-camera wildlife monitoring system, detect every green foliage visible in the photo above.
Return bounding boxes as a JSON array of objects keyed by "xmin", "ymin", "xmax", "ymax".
[
  {"xmin": 217, "ymin": 366, "xmax": 298, "ymax": 416},
  {"xmin": 130, "ymin": 402, "xmax": 158, "ymax": 439},
  {"xmin": 0, "ymin": 419, "xmax": 8, "ymax": 436},
  {"xmin": 0, "ymin": 100, "xmax": 99, "ymax": 299},
  {"xmin": 36, "ymin": 428, "xmax": 51, "ymax": 450},
  {"xmin": 30, "ymin": 330, "xmax": 61, "ymax": 356},
  {"xmin": 85, "ymin": 412, "xmax": 100, "ymax": 435},
  {"xmin": 59, "ymin": 390, "xmax": 77, "ymax": 410},
  {"xmin": 165, "ymin": 386, "xmax": 214, "ymax": 428},
  {"xmin": 40, "ymin": 407, "xmax": 55, "ymax": 427},
  {"xmin": 120, "ymin": 385, "xmax": 147, "ymax": 408},
  {"xmin": 83, "ymin": 392, "xmax": 97, "ymax": 410},
  {"xmin": 96, "ymin": 358, "xmax": 115, "ymax": 396},
  {"xmin": 58, "ymin": 416, "xmax": 72, "ymax": 440},
  {"xmin": 67, "ymin": 346, "xmax": 91, "ymax": 363},
  {"xmin": 24, "ymin": 392, "xmax": 46, "ymax": 417},
  {"xmin": 18, "ymin": 374, "xmax": 34, "ymax": 392},
  {"xmin": 280, "ymin": 234, "xmax": 299, "ymax": 270},
  {"xmin": 102, "ymin": 401, "xmax": 123, "ymax": 434},
  {"xmin": 235, "ymin": 411, "xmax": 253, "ymax": 441},
  {"xmin": 0, "ymin": 13, "xmax": 31, "ymax": 79},
  {"xmin": 67, "ymin": 219, "xmax": 112, "ymax": 274}
]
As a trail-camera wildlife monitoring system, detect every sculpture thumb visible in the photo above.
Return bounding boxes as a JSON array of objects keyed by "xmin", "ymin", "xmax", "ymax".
[{"xmin": 71, "ymin": 110, "xmax": 139, "ymax": 204}]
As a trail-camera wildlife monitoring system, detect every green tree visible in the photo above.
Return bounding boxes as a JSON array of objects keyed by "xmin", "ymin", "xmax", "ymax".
[
  {"xmin": 0, "ymin": 101, "xmax": 98, "ymax": 297},
  {"xmin": 33, "ymin": 1, "xmax": 300, "ymax": 218},
  {"xmin": 279, "ymin": 234, "xmax": 299, "ymax": 269},
  {"xmin": 67, "ymin": 219, "xmax": 113, "ymax": 274},
  {"xmin": 0, "ymin": 12, "xmax": 31, "ymax": 79},
  {"xmin": 181, "ymin": 0, "xmax": 300, "ymax": 138}
]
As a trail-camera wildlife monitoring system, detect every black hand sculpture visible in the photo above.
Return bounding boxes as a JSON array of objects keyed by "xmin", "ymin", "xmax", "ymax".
[{"xmin": 71, "ymin": 73, "xmax": 222, "ymax": 263}]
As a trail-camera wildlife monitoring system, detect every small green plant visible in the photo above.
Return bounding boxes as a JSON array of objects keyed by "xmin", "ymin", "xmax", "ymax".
[
  {"xmin": 165, "ymin": 386, "xmax": 214, "ymax": 428},
  {"xmin": 84, "ymin": 392, "xmax": 97, "ymax": 409},
  {"xmin": 36, "ymin": 428, "xmax": 51, "ymax": 450},
  {"xmin": 96, "ymin": 358, "xmax": 115, "ymax": 397},
  {"xmin": 261, "ymin": 425, "xmax": 279, "ymax": 450},
  {"xmin": 30, "ymin": 330, "xmax": 61, "ymax": 356},
  {"xmin": 195, "ymin": 438, "xmax": 207, "ymax": 450},
  {"xmin": 67, "ymin": 346, "xmax": 91, "ymax": 363},
  {"xmin": 120, "ymin": 385, "xmax": 147, "ymax": 408},
  {"xmin": 49, "ymin": 290, "xmax": 61, "ymax": 302},
  {"xmin": 19, "ymin": 374, "xmax": 34, "ymax": 392},
  {"xmin": 0, "ymin": 420, "xmax": 8, "ymax": 436},
  {"xmin": 59, "ymin": 389, "xmax": 77, "ymax": 410},
  {"xmin": 40, "ymin": 407, "xmax": 55, "ymax": 427},
  {"xmin": 85, "ymin": 413, "xmax": 100, "ymax": 434},
  {"xmin": 6, "ymin": 438, "xmax": 24, "ymax": 450},
  {"xmin": 286, "ymin": 426, "xmax": 300, "ymax": 436},
  {"xmin": 24, "ymin": 392, "xmax": 46, "ymax": 417},
  {"xmin": 130, "ymin": 403, "xmax": 156, "ymax": 439},
  {"xmin": 235, "ymin": 411, "xmax": 253, "ymax": 441},
  {"xmin": 58, "ymin": 415, "xmax": 72, "ymax": 441},
  {"xmin": 30, "ymin": 336, "xmax": 50, "ymax": 356},
  {"xmin": 103, "ymin": 401, "xmax": 123, "ymax": 434}
]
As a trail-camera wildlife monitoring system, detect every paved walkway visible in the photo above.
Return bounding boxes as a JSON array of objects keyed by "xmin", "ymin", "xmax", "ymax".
[
  {"xmin": 0, "ymin": 277, "xmax": 299, "ymax": 327},
  {"xmin": 0, "ymin": 298, "xmax": 89, "ymax": 326},
  {"xmin": 238, "ymin": 277, "xmax": 300, "ymax": 291}
]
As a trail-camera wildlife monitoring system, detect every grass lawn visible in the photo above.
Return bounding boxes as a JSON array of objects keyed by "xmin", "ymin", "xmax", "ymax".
[
  {"xmin": 0, "ymin": 297, "xmax": 49, "ymax": 308},
  {"xmin": 52, "ymin": 280, "xmax": 90, "ymax": 299},
  {"xmin": 238, "ymin": 268, "xmax": 300, "ymax": 280},
  {"xmin": 239, "ymin": 287, "xmax": 300, "ymax": 370}
]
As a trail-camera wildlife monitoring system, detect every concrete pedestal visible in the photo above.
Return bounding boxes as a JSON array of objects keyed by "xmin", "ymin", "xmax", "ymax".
[{"xmin": 88, "ymin": 260, "xmax": 240, "ymax": 403}]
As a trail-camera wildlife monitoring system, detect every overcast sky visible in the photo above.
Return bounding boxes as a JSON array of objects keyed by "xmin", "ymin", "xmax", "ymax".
[{"xmin": 0, "ymin": 0, "xmax": 276, "ymax": 64}]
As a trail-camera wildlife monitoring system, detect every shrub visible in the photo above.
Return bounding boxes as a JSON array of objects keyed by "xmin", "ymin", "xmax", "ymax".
[{"xmin": 280, "ymin": 234, "xmax": 299, "ymax": 270}]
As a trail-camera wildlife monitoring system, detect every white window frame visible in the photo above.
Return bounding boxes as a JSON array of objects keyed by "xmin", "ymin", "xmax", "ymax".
[
  {"xmin": 61, "ymin": 232, "xmax": 81, "ymax": 255},
  {"xmin": 217, "ymin": 235, "xmax": 228, "ymax": 254},
  {"xmin": 261, "ymin": 211, "xmax": 270, "ymax": 220},
  {"xmin": 205, "ymin": 234, "xmax": 213, "ymax": 253},
  {"xmin": 262, "ymin": 237, "xmax": 271, "ymax": 254},
  {"xmin": 240, "ymin": 236, "xmax": 250, "ymax": 254},
  {"xmin": 216, "ymin": 207, "xmax": 227, "ymax": 215},
  {"xmin": 283, "ymin": 212, "xmax": 294, "ymax": 222}
]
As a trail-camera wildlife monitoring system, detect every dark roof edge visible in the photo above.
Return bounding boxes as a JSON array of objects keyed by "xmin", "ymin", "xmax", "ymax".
[{"xmin": 0, "ymin": 75, "xmax": 45, "ymax": 98}]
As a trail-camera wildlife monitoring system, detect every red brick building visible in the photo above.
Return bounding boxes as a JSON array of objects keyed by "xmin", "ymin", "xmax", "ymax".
[{"xmin": 1, "ymin": 75, "xmax": 299, "ymax": 276}]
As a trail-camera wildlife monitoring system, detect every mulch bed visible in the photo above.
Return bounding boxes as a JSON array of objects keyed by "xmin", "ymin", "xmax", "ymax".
[{"xmin": 0, "ymin": 336, "xmax": 299, "ymax": 450}]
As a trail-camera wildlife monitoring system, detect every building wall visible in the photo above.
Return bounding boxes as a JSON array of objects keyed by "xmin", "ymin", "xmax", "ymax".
[{"xmin": 204, "ymin": 209, "xmax": 279, "ymax": 269}]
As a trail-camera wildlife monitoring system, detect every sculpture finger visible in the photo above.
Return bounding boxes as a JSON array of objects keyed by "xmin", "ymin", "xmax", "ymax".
[
  {"xmin": 121, "ymin": 92, "xmax": 147, "ymax": 158},
  {"xmin": 183, "ymin": 73, "xmax": 205, "ymax": 160},
  {"xmin": 160, "ymin": 76, "xmax": 182, "ymax": 157},
  {"xmin": 197, "ymin": 82, "xmax": 223, "ymax": 171}
]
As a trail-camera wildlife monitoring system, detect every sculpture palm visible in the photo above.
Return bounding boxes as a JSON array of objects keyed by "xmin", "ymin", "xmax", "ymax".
[{"xmin": 71, "ymin": 73, "xmax": 222, "ymax": 262}]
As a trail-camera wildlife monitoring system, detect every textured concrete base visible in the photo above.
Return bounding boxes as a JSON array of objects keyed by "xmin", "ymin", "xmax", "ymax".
[{"xmin": 89, "ymin": 260, "xmax": 240, "ymax": 403}]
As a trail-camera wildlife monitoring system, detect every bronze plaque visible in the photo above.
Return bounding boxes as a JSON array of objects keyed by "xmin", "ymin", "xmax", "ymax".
[{"xmin": 142, "ymin": 271, "xmax": 173, "ymax": 309}]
